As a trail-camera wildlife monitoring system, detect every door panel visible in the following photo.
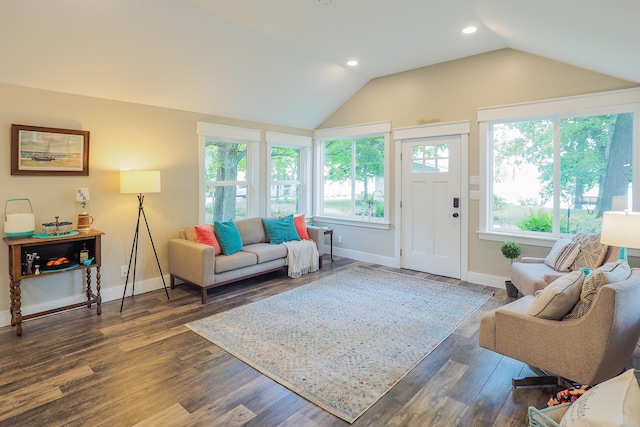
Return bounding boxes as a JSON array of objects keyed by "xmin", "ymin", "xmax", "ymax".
[{"xmin": 402, "ymin": 136, "xmax": 461, "ymax": 278}]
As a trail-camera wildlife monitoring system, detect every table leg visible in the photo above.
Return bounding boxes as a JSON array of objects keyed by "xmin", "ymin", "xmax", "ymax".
[
  {"xmin": 12, "ymin": 279, "xmax": 22, "ymax": 336},
  {"xmin": 330, "ymin": 233, "xmax": 334, "ymax": 261},
  {"xmin": 86, "ymin": 267, "xmax": 92, "ymax": 308},
  {"xmin": 9, "ymin": 278, "xmax": 15, "ymax": 326},
  {"xmin": 96, "ymin": 267, "xmax": 102, "ymax": 315}
]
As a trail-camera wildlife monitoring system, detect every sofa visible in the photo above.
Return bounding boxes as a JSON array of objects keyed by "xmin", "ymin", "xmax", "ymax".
[
  {"xmin": 510, "ymin": 232, "xmax": 619, "ymax": 296},
  {"xmin": 168, "ymin": 217, "xmax": 325, "ymax": 303}
]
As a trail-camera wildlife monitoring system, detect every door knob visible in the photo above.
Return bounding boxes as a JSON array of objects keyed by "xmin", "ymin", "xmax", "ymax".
[{"xmin": 452, "ymin": 213, "xmax": 459, "ymax": 218}]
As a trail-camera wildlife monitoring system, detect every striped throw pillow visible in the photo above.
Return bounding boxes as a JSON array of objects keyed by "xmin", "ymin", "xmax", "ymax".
[{"xmin": 544, "ymin": 239, "xmax": 581, "ymax": 272}]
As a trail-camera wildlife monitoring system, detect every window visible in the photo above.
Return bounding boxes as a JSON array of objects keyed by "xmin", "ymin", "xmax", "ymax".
[
  {"xmin": 198, "ymin": 123, "xmax": 260, "ymax": 223},
  {"xmin": 266, "ymin": 132, "xmax": 311, "ymax": 217},
  {"xmin": 479, "ymin": 89, "xmax": 640, "ymax": 242},
  {"xmin": 314, "ymin": 122, "xmax": 390, "ymax": 224}
]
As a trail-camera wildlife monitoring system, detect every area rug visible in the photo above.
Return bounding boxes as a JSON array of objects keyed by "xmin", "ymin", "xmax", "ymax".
[{"xmin": 185, "ymin": 265, "xmax": 493, "ymax": 423}]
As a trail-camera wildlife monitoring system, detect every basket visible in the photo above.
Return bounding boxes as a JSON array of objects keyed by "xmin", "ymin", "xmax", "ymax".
[
  {"xmin": 528, "ymin": 403, "xmax": 571, "ymax": 427},
  {"xmin": 4, "ymin": 198, "xmax": 35, "ymax": 238}
]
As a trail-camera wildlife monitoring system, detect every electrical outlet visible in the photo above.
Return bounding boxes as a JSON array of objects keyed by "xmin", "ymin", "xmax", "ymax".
[
  {"xmin": 120, "ymin": 265, "xmax": 128, "ymax": 278},
  {"xmin": 337, "ymin": 235, "xmax": 343, "ymax": 244}
]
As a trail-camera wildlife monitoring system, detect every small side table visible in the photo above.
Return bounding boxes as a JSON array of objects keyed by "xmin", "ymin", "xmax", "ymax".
[{"xmin": 324, "ymin": 228, "xmax": 334, "ymax": 261}]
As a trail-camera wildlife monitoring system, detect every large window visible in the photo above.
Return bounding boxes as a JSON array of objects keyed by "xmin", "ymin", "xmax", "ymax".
[
  {"xmin": 198, "ymin": 123, "xmax": 259, "ymax": 223},
  {"xmin": 480, "ymin": 89, "xmax": 640, "ymax": 241},
  {"xmin": 315, "ymin": 122, "xmax": 390, "ymax": 224},
  {"xmin": 266, "ymin": 132, "xmax": 311, "ymax": 217}
]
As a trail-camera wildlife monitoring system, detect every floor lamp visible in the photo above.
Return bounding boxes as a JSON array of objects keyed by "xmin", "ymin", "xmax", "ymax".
[{"xmin": 120, "ymin": 170, "xmax": 170, "ymax": 312}]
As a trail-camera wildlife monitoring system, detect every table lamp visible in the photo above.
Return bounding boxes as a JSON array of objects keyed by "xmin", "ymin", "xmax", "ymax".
[
  {"xmin": 600, "ymin": 210, "xmax": 640, "ymax": 262},
  {"xmin": 76, "ymin": 188, "xmax": 93, "ymax": 232},
  {"xmin": 119, "ymin": 170, "xmax": 170, "ymax": 311}
]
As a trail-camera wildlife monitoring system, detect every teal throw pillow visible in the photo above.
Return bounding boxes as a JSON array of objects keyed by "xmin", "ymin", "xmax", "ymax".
[
  {"xmin": 262, "ymin": 215, "xmax": 301, "ymax": 244},
  {"xmin": 213, "ymin": 220, "xmax": 243, "ymax": 255}
]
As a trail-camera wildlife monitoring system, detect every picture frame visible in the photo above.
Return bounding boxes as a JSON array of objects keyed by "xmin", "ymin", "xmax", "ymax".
[{"xmin": 11, "ymin": 124, "xmax": 90, "ymax": 176}]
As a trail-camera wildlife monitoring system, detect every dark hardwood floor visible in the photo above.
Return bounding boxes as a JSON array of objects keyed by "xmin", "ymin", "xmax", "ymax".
[{"xmin": 1, "ymin": 256, "xmax": 638, "ymax": 426}]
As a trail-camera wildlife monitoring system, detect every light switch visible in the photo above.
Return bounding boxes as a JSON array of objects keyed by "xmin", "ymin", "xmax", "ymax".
[{"xmin": 470, "ymin": 175, "xmax": 480, "ymax": 185}]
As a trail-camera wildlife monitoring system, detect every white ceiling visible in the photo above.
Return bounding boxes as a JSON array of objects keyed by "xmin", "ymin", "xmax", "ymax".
[{"xmin": 1, "ymin": 0, "xmax": 638, "ymax": 129}]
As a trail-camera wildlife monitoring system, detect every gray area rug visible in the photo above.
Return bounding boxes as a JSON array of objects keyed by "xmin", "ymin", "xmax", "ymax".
[{"xmin": 186, "ymin": 265, "xmax": 493, "ymax": 423}]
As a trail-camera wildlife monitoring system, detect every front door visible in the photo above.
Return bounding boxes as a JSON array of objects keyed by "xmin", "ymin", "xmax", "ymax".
[{"xmin": 401, "ymin": 135, "xmax": 461, "ymax": 278}]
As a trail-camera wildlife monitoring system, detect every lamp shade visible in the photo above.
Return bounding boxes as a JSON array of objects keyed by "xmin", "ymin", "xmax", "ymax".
[
  {"xmin": 76, "ymin": 187, "xmax": 90, "ymax": 202},
  {"xmin": 120, "ymin": 170, "xmax": 161, "ymax": 194},
  {"xmin": 600, "ymin": 211, "xmax": 640, "ymax": 249}
]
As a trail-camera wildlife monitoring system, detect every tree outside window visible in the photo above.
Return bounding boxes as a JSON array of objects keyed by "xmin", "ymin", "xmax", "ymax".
[{"xmin": 204, "ymin": 139, "xmax": 247, "ymax": 223}]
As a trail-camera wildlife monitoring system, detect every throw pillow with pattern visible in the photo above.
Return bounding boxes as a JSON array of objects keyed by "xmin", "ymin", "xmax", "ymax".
[
  {"xmin": 544, "ymin": 239, "xmax": 581, "ymax": 272},
  {"xmin": 564, "ymin": 259, "xmax": 630, "ymax": 320},
  {"xmin": 571, "ymin": 231, "xmax": 609, "ymax": 270}
]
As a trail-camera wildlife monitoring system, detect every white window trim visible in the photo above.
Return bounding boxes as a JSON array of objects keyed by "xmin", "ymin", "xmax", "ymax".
[
  {"xmin": 197, "ymin": 122, "xmax": 260, "ymax": 223},
  {"xmin": 313, "ymin": 121, "xmax": 391, "ymax": 228},
  {"xmin": 478, "ymin": 88, "xmax": 640, "ymax": 246},
  {"xmin": 265, "ymin": 132, "xmax": 312, "ymax": 217}
]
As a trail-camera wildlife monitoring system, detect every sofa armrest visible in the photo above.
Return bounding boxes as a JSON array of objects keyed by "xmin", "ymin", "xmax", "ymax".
[
  {"xmin": 305, "ymin": 226, "xmax": 325, "ymax": 257},
  {"xmin": 168, "ymin": 238, "xmax": 215, "ymax": 287},
  {"xmin": 521, "ymin": 257, "xmax": 546, "ymax": 263}
]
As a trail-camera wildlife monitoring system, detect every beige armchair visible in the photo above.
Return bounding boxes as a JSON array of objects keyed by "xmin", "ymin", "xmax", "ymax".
[{"xmin": 479, "ymin": 268, "xmax": 640, "ymax": 386}]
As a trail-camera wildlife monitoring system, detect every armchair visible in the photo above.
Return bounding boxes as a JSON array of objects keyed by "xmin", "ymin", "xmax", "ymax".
[{"xmin": 479, "ymin": 268, "xmax": 640, "ymax": 387}]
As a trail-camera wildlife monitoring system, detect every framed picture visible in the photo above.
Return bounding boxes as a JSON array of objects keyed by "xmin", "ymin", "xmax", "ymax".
[{"xmin": 11, "ymin": 124, "xmax": 90, "ymax": 176}]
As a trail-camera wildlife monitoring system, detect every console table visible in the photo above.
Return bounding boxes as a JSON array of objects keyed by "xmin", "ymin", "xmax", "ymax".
[{"xmin": 3, "ymin": 229, "xmax": 104, "ymax": 336}]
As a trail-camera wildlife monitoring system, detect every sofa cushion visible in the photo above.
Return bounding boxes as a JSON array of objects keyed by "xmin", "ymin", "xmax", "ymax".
[
  {"xmin": 571, "ymin": 232, "xmax": 609, "ymax": 270},
  {"xmin": 294, "ymin": 214, "xmax": 310, "ymax": 240},
  {"xmin": 559, "ymin": 369, "xmax": 640, "ymax": 426},
  {"xmin": 511, "ymin": 261, "xmax": 572, "ymax": 296},
  {"xmin": 263, "ymin": 215, "xmax": 301, "ymax": 244},
  {"xmin": 235, "ymin": 217, "xmax": 268, "ymax": 245},
  {"xmin": 527, "ymin": 270, "xmax": 584, "ymax": 320},
  {"xmin": 545, "ymin": 239, "xmax": 581, "ymax": 272},
  {"xmin": 214, "ymin": 220, "xmax": 243, "ymax": 255},
  {"xmin": 214, "ymin": 250, "xmax": 257, "ymax": 274},
  {"xmin": 194, "ymin": 224, "xmax": 222, "ymax": 256},
  {"xmin": 242, "ymin": 243, "xmax": 287, "ymax": 264},
  {"xmin": 564, "ymin": 259, "xmax": 631, "ymax": 320}
]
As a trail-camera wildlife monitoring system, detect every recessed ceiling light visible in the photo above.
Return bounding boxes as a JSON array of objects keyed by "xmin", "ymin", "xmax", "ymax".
[
  {"xmin": 462, "ymin": 26, "xmax": 477, "ymax": 34},
  {"xmin": 347, "ymin": 60, "xmax": 358, "ymax": 67}
]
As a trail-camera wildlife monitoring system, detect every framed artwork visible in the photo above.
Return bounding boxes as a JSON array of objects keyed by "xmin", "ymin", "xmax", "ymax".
[{"xmin": 11, "ymin": 124, "xmax": 90, "ymax": 176}]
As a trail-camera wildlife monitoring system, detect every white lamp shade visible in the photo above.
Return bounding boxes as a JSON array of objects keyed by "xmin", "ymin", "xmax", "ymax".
[
  {"xmin": 120, "ymin": 170, "xmax": 161, "ymax": 194},
  {"xmin": 76, "ymin": 187, "xmax": 90, "ymax": 202},
  {"xmin": 600, "ymin": 211, "xmax": 640, "ymax": 249}
]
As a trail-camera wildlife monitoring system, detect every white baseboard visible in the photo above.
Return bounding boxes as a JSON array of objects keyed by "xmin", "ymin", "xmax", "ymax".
[
  {"xmin": 0, "ymin": 275, "xmax": 169, "ymax": 328},
  {"xmin": 466, "ymin": 272, "xmax": 509, "ymax": 290},
  {"xmin": 328, "ymin": 246, "xmax": 399, "ymax": 268}
]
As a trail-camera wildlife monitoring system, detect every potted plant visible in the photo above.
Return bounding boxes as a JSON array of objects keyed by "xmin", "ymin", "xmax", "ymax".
[{"xmin": 500, "ymin": 241, "xmax": 522, "ymax": 298}]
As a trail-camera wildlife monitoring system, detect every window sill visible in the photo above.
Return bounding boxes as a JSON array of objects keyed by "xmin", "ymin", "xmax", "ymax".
[
  {"xmin": 312, "ymin": 215, "xmax": 390, "ymax": 230},
  {"xmin": 478, "ymin": 230, "xmax": 558, "ymax": 248}
]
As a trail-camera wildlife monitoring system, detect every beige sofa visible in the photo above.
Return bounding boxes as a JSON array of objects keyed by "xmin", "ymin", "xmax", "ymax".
[{"xmin": 168, "ymin": 217, "xmax": 325, "ymax": 303}]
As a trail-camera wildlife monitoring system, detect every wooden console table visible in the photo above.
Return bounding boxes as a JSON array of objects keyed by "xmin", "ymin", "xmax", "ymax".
[{"xmin": 3, "ymin": 229, "xmax": 104, "ymax": 336}]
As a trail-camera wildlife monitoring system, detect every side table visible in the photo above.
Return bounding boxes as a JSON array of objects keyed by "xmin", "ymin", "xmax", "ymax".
[
  {"xmin": 324, "ymin": 228, "xmax": 334, "ymax": 261},
  {"xmin": 3, "ymin": 229, "xmax": 104, "ymax": 336}
]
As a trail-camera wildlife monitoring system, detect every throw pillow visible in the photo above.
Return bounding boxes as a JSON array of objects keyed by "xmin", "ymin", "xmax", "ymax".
[
  {"xmin": 263, "ymin": 215, "xmax": 301, "ymax": 244},
  {"xmin": 213, "ymin": 220, "xmax": 243, "ymax": 255},
  {"xmin": 559, "ymin": 369, "xmax": 640, "ymax": 427},
  {"xmin": 571, "ymin": 231, "xmax": 609, "ymax": 270},
  {"xmin": 194, "ymin": 224, "xmax": 222, "ymax": 256},
  {"xmin": 545, "ymin": 239, "xmax": 581, "ymax": 272},
  {"xmin": 564, "ymin": 259, "xmax": 631, "ymax": 320},
  {"xmin": 527, "ymin": 270, "xmax": 584, "ymax": 320},
  {"xmin": 293, "ymin": 214, "xmax": 310, "ymax": 240}
]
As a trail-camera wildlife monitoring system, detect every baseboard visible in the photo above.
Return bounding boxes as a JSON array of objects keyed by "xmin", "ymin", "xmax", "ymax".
[
  {"xmin": 0, "ymin": 275, "xmax": 170, "ymax": 328},
  {"xmin": 328, "ymin": 246, "xmax": 399, "ymax": 268},
  {"xmin": 466, "ymin": 272, "xmax": 508, "ymax": 289}
]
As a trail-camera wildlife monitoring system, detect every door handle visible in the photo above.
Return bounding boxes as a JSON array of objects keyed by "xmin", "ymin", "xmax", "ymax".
[{"xmin": 452, "ymin": 213, "xmax": 459, "ymax": 218}]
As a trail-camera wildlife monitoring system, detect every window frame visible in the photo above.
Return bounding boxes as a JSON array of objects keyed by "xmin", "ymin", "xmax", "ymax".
[
  {"xmin": 478, "ymin": 88, "xmax": 640, "ymax": 247},
  {"xmin": 314, "ymin": 121, "xmax": 391, "ymax": 228},
  {"xmin": 197, "ymin": 122, "xmax": 260, "ymax": 224},
  {"xmin": 265, "ymin": 132, "xmax": 312, "ymax": 218}
]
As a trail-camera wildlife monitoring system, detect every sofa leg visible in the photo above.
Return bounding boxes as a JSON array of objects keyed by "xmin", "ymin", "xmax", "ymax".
[
  {"xmin": 170, "ymin": 275, "xmax": 176, "ymax": 289},
  {"xmin": 201, "ymin": 288, "xmax": 207, "ymax": 304}
]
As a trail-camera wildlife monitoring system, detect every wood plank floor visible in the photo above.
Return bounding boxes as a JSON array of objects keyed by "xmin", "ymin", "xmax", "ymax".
[{"xmin": 1, "ymin": 256, "xmax": 638, "ymax": 426}]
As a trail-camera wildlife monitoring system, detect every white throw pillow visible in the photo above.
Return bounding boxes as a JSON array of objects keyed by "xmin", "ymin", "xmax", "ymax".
[
  {"xmin": 560, "ymin": 369, "xmax": 640, "ymax": 427},
  {"xmin": 527, "ymin": 270, "xmax": 584, "ymax": 320},
  {"xmin": 545, "ymin": 239, "xmax": 581, "ymax": 272}
]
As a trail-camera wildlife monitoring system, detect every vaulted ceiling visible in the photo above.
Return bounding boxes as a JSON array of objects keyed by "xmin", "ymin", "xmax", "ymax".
[{"xmin": 1, "ymin": 0, "xmax": 638, "ymax": 129}]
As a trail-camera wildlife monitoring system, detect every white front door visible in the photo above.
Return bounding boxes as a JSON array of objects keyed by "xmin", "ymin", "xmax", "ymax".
[{"xmin": 401, "ymin": 135, "xmax": 461, "ymax": 278}]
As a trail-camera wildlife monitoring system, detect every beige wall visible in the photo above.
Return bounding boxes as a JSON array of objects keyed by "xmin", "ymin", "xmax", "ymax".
[
  {"xmin": 0, "ymin": 83, "xmax": 310, "ymax": 325},
  {"xmin": 318, "ymin": 48, "xmax": 639, "ymax": 280}
]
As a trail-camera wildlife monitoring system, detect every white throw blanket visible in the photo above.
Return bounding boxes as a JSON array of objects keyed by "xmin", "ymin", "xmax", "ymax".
[{"xmin": 282, "ymin": 240, "xmax": 319, "ymax": 278}]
